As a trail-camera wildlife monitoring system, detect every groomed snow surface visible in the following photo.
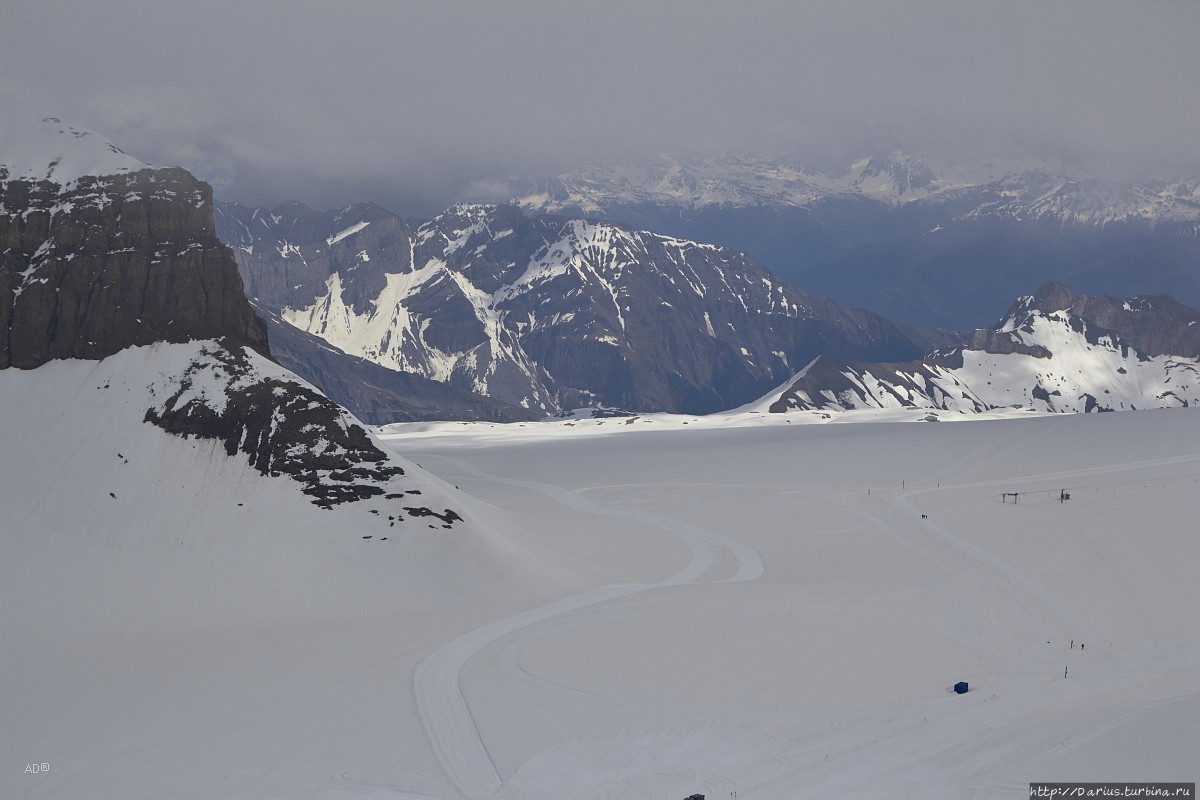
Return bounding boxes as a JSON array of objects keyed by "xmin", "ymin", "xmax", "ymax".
[{"xmin": 3, "ymin": 358, "xmax": 1197, "ymax": 798}]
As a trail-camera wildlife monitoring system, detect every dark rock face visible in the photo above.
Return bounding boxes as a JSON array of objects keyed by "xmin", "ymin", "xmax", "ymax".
[
  {"xmin": 221, "ymin": 200, "xmax": 953, "ymax": 415},
  {"xmin": 1, "ymin": 167, "xmax": 268, "ymax": 369},
  {"xmin": 1003, "ymin": 281, "xmax": 1200, "ymax": 358},
  {"xmin": 143, "ymin": 342, "xmax": 459, "ymax": 522},
  {"xmin": 216, "ymin": 200, "xmax": 411, "ymax": 316}
]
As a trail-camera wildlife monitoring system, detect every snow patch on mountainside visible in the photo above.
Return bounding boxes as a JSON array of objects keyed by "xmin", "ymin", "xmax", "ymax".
[
  {"xmin": 271, "ymin": 203, "xmax": 861, "ymax": 414},
  {"xmin": 770, "ymin": 307, "xmax": 1200, "ymax": 415}
]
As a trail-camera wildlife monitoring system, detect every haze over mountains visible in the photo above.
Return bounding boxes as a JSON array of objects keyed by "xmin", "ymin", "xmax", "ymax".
[
  {"xmin": 504, "ymin": 153, "xmax": 1200, "ymax": 330},
  {"xmin": 8, "ymin": 111, "xmax": 1194, "ymax": 428},
  {"xmin": 214, "ymin": 164, "xmax": 1200, "ymax": 423},
  {"xmin": 6, "ymin": 3, "xmax": 1200, "ymax": 796}
]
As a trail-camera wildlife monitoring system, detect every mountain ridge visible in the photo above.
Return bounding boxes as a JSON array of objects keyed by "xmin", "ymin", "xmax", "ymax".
[
  {"xmin": 767, "ymin": 281, "xmax": 1200, "ymax": 416},
  {"xmin": 220, "ymin": 199, "xmax": 954, "ymax": 416},
  {"xmin": 499, "ymin": 154, "xmax": 1200, "ymax": 329}
]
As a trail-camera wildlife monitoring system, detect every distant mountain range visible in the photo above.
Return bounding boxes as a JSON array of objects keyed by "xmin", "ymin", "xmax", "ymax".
[
  {"xmin": 216, "ymin": 200, "xmax": 950, "ymax": 416},
  {"xmin": 8, "ymin": 112, "xmax": 1195, "ymax": 431},
  {"xmin": 503, "ymin": 154, "xmax": 1200, "ymax": 329},
  {"xmin": 216, "ymin": 192, "xmax": 1200, "ymax": 422}
]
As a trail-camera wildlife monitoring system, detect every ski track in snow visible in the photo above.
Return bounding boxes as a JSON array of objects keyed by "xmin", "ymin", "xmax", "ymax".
[
  {"xmin": 408, "ymin": 453, "xmax": 763, "ymax": 799},
  {"xmin": 397, "ymin": 422, "xmax": 1198, "ymax": 800}
]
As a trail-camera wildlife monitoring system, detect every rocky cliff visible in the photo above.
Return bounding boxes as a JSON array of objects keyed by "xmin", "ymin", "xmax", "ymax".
[
  {"xmin": 1, "ymin": 116, "xmax": 457, "ymax": 519},
  {"xmin": 1, "ymin": 165, "xmax": 267, "ymax": 368}
]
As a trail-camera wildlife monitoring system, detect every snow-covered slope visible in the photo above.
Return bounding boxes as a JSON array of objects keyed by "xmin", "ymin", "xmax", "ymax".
[
  {"xmin": 0, "ymin": 113, "xmax": 149, "ymax": 187},
  {"xmin": 10, "ymin": 372, "xmax": 1197, "ymax": 799},
  {"xmin": 0, "ymin": 342, "xmax": 559, "ymax": 800},
  {"xmin": 220, "ymin": 200, "xmax": 942, "ymax": 415},
  {"xmin": 768, "ymin": 283, "xmax": 1200, "ymax": 415},
  {"xmin": 954, "ymin": 170, "xmax": 1200, "ymax": 227}
]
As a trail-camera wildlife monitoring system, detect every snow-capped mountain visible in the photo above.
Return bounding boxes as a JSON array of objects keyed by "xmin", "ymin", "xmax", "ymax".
[
  {"xmin": 949, "ymin": 170, "xmax": 1200, "ymax": 228},
  {"xmin": 509, "ymin": 153, "xmax": 956, "ymax": 213},
  {"xmin": 515, "ymin": 153, "xmax": 1200, "ymax": 225},
  {"xmin": 765, "ymin": 282, "xmax": 1200, "ymax": 415},
  {"xmin": 0, "ymin": 113, "xmax": 149, "ymax": 186},
  {"xmin": 504, "ymin": 154, "xmax": 1200, "ymax": 329},
  {"xmin": 1, "ymin": 113, "xmax": 462, "ymax": 525},
  {"xmin": 1, "ymin": 116, "xmax": 268, "ymax": 368},
  {"xmin": 219, "ymin": 200, "xmax": 950, "ymax": 415}
]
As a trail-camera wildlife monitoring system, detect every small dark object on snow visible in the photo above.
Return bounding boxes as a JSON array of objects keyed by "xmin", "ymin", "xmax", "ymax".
[
  {"xmin": 109, "ymin": 492, "xmax": 116, "ymax": 498},
  {"xmin": 362, "ymin": 536, "xmax": 372, "ymax": 539},
  {"xmin": 954, "ymin": 681, "xmax": 968, "ymax": 694},
  {"xmin": 685, "ymin": 794, "xmax": 706, "ymax": 800}
]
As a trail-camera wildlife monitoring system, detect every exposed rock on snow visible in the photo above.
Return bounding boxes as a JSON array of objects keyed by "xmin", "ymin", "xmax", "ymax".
[
  {"xmin": 142, "ymin": 342, "xmax": 459, "ymax": 516},
  {"xmin": 768, "ymin": 282, "xmax": 1200, "ymax": 415}
]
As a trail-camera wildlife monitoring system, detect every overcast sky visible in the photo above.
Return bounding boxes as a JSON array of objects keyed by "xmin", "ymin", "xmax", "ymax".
[{"xmin": 4, "ymin": 0, "xmax": 1198, "ymax": 215}]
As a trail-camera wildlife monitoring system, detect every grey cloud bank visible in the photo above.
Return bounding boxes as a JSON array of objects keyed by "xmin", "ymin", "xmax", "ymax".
[{"xmin": 3, "ymin": 0, "xmax": 1198, "ymax": 216}]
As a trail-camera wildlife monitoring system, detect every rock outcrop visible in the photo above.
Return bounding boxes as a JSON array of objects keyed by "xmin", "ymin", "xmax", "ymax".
[{"xmin": 1, "ymin": 166, "xmax": 267, "ymax": 369}]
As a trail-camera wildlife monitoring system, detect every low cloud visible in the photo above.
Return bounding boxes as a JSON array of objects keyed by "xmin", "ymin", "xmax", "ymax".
[{"xmin": 4, "ymin": 0, "xmax": 1198, "ymax": 215}]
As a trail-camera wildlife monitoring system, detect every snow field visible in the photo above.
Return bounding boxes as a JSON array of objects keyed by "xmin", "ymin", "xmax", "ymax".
[
  {"xmin": 385, "ymin": 411, "xmax": 1198, "ymax": 799},
  {"xmin": 4, "ymin": 356, "xmax": 1197, "ymax": 800},
  {"xmin": 1, "ymin": 346, "xmax": 564, "ymax": 800}
]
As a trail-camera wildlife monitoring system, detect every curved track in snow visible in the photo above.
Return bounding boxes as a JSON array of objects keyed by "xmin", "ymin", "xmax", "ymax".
[{"xmin": 409, "ymin": 454, "xmax": 763, "ymax": 799}]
